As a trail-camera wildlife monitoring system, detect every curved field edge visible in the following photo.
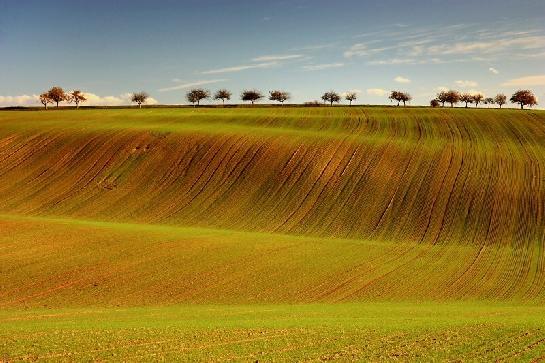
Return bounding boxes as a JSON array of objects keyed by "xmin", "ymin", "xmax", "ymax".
[
  {"xmin": 2, "ymin": 214, "xmax": 545, "ymax": 306},
  {"xmin": 2, "ymin": 302, "xmax": 545, "ymax": 361}
]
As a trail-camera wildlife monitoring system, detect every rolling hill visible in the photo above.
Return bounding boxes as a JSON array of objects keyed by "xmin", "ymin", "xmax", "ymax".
[{"xmin": 1, "ymin": 107, "xmax": 545, "ymax": 360}]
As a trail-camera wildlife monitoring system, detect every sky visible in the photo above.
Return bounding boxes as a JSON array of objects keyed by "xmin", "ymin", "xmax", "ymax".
[{"xmin": 1, "ymin": 0, "xmax": 545, "ymax": 107}]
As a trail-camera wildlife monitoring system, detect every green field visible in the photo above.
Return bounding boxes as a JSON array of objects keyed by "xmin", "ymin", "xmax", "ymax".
[{"xmin": 1, "ymin": 107, "xmax": 545, "ymax": 361}]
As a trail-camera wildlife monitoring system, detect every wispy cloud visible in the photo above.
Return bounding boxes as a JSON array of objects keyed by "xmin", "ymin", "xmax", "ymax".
[
  {"xmin": 252, "ymin": 54, "xmax": 303, "ymax": 62},
  {"xmin": 159, "ymin": 79, "xmax": 227, "ymax": 92},
  {"xmin": 290, "ymin": 43, "xmax": 336, "ymax": 51},
  {"xmin": 302, "ymin": 63, "xmax": 344, "ymax": 71},
  {"xmin": 489, "ymin": 67, "xmax": 499, "ymax": 74},
  {"xmin": 344, "ymin": 43, "xmax": 389, "ymax": 58},
  {"xmin": 502, "ymin": 75, "xmax": 545, "ymax": 87},
  {"xmin": 202, "ymin": 62, "xmax": 277, "ymax": 74},
  {"xmin": 394, "ymin": 76, "xmax": 411, "ymax": 84},
  {"xmin": 367, "ymin": 88, "xmax": 388, "ymax": 97},
  {"xmin": 455, "ymin": 80, "xmax": 479, "ymax": 88}
]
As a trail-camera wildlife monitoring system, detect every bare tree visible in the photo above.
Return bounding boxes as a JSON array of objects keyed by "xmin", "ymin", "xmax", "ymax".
[
  {"xmin": 472, "ymin": 94, "xmax": 484, "ymax": 108},
  {"xmin": 436, "ymin": 91, "xmax": 449, "ymax": 107},
  {"xmin": 131, "ymin": 92, "xmax": 149, "ymax": 108},
  {"xmin": 430, "ymin": 99, "xmax": 440, "ymax": 108},
  {"xmin": 39, "ymin": 93, "xmax": 53, "ymax": 110},
  {"xmin": 269, "ymin": 90, "xmax": 290, "ymax": 105},
  {"xmin": 445, "ymin": 90, "xmax": 461, "ymax": 108},
  {"xmin": 345, "ymin": 92, "xmax": 357, "ymax": 106},
  {"xmin": 214, "ymin": 89, "xmax": 231, "ymax": 105},
  {"xmin": 67, "ymin": 90, "xmax": 87, "ymax": 109},
  {"xmin": 186, "ymin": 88, "xmax": 210, "ymax": 106},
  {"xmin": 47, "ymin": 86, "xmax": 67, "ymax": 107},
  {"xmin": 241, "ymin": 90, "xmax": 264, "ymax": 105},
  {"xmin": 321, "ymin": 91, "xmax": 341, "ymax": 106},
  {"xmin": 495, "ymin": 94, "xmax": 507, "ymax": 109},
  {"xmin": 460, "ymin": 93, "xmax": 473, "ymax": 108},
  {"xmin": 483, "ymin": 97, "xmax": 494, "ymax": 108},
  {"xmin": 510, "ymin": 90, "xmax": 537, "ymax": 109}
]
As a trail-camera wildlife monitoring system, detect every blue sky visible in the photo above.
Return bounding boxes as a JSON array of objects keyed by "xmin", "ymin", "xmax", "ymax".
[{"xmin": 1, "ymin": 0, "xmax": 544, "ymax": 107}]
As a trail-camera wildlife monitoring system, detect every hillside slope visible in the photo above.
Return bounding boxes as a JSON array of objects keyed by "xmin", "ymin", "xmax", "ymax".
[{"xmin": 1, "ymin": 107, "xmax": 545, "ymax": 305}]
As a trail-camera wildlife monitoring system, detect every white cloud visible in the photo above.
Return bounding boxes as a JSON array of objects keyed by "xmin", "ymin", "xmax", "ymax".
[
  {"xmin": 252, "ymin": 54, "xmax": 303, "ymax": 62},
  {"xmin": 0, "ymin": 94, "xmax": 39, "ymax": 107},
  {"xmin": 302, "ymin": 63, "xmax": 344, "ymax": 71},
  {"xmin": 82, "ymin": 93, "xmax": 158, "ymax": 106},
  {"xmin": 202, "ymin": 62, "xmax": 277, "ymax": 74},
  {"xmin": 341, "ymin": 89, "xmax": 363, "ymax": 98},
  {"xmin": 502, "ymin": 75, "xmax": 545, "ymax": 87},
  {"xmin": 394, "ymin": 76, "xmax": 411, "ymax": 84},
  {"xmin": 437, "ymin": 86, "xmax": 449, "ymax": 92},
  {"xmin": 159, "ymin": 79, "xmax": 227, "ymax": 92},
  {"xmin": 455, "ymin": 80, "xmax": 479, "ymax": 88},
  {"xmin": 366, "ymin": 88, "xmax": 388, "ymax": 97},
  {"xmin": 489, "ymin": 67, "xmax": 499, "ymax": 74},
  {"xmin": 0, "ymin": 93, "xmax": 159, "ymax": 107}
]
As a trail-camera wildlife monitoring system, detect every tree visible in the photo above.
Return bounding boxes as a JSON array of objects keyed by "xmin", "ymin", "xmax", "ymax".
[
  {"xmin": 510, "ymin": 90, "xmax": 537, "ymax": 109},
  {"xmin": 430, "ymin": 99, "xmax": 440, "ymax": 108},
  {"xmin": 472, "ymin": 94, "xmax": 484, "ymax": 108},
  {"xmin": 436, "ymin": 91, "xmax": 449, "ymax": 107},
  {"xmin": 186, "ymin": 88, "xmax": 210, "ymax": 106},
  {"xmin": 321, "ymin": 91, "xmax": 340, "ymax": 106},
  {"xmin": 389, "ymin": 91, "xmax": 411, "ymax": 107},
  {"xmin": 483, "ymin": 97, "xmax": 494, "ymax": 107},
  {"xmin": 269, "ymin": 90, "xmax": 290, "ymax": 105},
  {"xmin": 345, "ymin": 92, "xmax": 357, "ymax": 106},
  {"xmin": 389, "ymin": 91, "xmax": 403, "ymax": 106},
  {"xmin": 495, "ymin": 94, "xmax": 507, "ymax": 109},
  {"xmin": 460, "ymin": 93, "xmax": 473, "ymax": 108},
  {"xmin": 241, "ymin": 90, "xmax": 264, "ymax": 105},
  {"xmin": 400, "ymin": 92, "xmax": 412, "ymax": 107},
  {"xmin": 445, "ymin": 90, "xmax": 461, "ymax": 108},
  {"xmin": 67, "ymin": 90, "xmax": 87, "ymax": 109},
  {"xmin": 39, "ymin": 93, "xmax": 53, "ymax": 110},
  {"xmin": 214, "ymin": 89, "xmax": 231, "ymax": 105},
  {"xmin": 47, "ymin": 86, "xmax": 67, "ymax": 107},
  {"xmin": 131, "ymin": 92, "xmax": 149, "ymax": 108}
]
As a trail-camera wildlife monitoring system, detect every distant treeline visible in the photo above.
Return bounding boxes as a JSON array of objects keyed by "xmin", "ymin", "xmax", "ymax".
[{"xmin": 32, "ymin": 86, "xmax": 540, "ymax": 110}]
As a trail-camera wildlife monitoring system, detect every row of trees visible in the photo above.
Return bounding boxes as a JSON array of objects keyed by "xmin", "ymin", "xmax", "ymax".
[
  {"xmin": 37, "ymin": 86, "xmax": 538, "ymax": 110},
  {"xmin": 186, "ymin": 89, "xmax": 290, "ymax": 106},
  {"xmin": 432, "ymin": 90, "xmax": 537, "ymax": 109},
  {"xmin": 39, "ymin": 87, "xmax": 87, "ymax": 109}
]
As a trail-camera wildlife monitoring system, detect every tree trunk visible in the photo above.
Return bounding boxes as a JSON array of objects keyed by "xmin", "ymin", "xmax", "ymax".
[
  {"xmin": 56, "ymin": 101, "xmax": 59, "ymax": 107},
  {"xmin": 403, "ymin": 101, "xmax": 406, "ymax": 107},
  {"xmin": 521, "ymin": 103, "xmax": 524, "ymax": 109},
  {"xmin": 139, "ymin": 103, "xmax": 142, "ymax": 109}
]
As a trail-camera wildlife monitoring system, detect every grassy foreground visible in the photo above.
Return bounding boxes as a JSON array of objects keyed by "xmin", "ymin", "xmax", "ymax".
[
  {"xmin": 1, "ymin": 107, "xmax": 545, "ymax": 360},
  {"xmin": 3, "ymin": 302, "xmax": 545, "ymax": 361}
]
